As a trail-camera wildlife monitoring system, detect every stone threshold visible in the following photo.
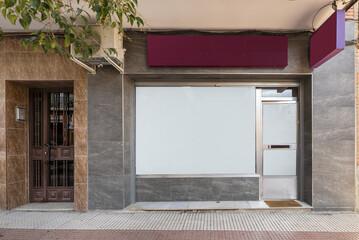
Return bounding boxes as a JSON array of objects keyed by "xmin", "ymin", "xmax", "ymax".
[
  {"xmin": 124, "ymin": 200, "xmax": 312, "ymax": 211},
  {"xmin": 12, "ymin": 202, "xmax": 75, "ymax": 212}
]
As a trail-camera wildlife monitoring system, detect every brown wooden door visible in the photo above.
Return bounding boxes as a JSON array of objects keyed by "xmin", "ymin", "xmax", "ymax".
[{"xmin": 30, "ymin": 90, "xmax": 74, "ymax": 202}]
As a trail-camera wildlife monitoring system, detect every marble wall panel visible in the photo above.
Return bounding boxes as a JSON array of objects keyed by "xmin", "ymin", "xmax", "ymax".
[
  {"xmin": 88, "ymin": 176, "xmax": 123, "ymax": 210},
  {"xmin": 0, "ymin": 128, "xmax": 5, "ymax": 152},
  {"xmin": 0, "ymin": 49, "xmax": 4, "ymax": 80},
  {"xmin": 1, "ymin": 38, "xmax": 86, "ymax": 82},
  {"xmin": 312, "ymin": 39, "xmax": 356, "ymax": 210},
  {"xmin": 74, "ymin": 77, "xmax": 88, "ymax": 212},
  {"xmin": 74, "ymin": 183, "xmax": 88, "ymax": 212},
  {"xmin": 88, "ymin": 141, "xmax": 122, "ymax": 176},
  {"xmin": 313, "ymin": 172, "xmax": 355, "ymax": 211},
  {"xmin": 74, "ymin": 127, "xmax": 88, "ymax": 156},
  {"xmin": 7, "ymin": 181, "xmax": 26, "ymax": 209},
  {"xmin": 136, "ymin": 177, "xmax": 259, "ymax": 202},
  {"xmin": 7, "ymin": 155, "xmax": 26, "ymax": 183},
  {"xmin": 87, "ymin": 67, "xmax": 125, "ymax": 210},
  {"xmin": 74, "ymin": 155, "xmax": 88, "ymax": 184},
  {"xmin": 5, "ymin": 82, "xmax": 29, "ymax": 209},
  {"xmin": 0, "ymin": 152, "xmax": 6, "ymax": 185},
  {"xmin": 0, "ymin": 184, "xmax": 6, "ymax": 209}
]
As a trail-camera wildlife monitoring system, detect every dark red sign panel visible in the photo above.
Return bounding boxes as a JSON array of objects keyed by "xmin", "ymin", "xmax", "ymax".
[
  {"xmin": 310, "ymin": 10, "xmax": 345, "ymax": 68},
  {"xmin": 147, "ymin": 35, "xmax": 288, "ymax": 67}
]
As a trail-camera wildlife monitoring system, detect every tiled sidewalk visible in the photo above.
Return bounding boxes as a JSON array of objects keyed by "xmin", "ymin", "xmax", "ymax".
[{"xmin": 0, "ymin": 210, "xmax": 359, "ymax": 239}]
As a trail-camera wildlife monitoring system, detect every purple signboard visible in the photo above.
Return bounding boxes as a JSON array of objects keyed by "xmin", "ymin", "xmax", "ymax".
[
  {"xmin": 310, "ymin": 10, "xmax": 345, "ymax": 68},
  {"xmin": 147, "ymin": 35, "xmax": 288, "ymax": 67}
]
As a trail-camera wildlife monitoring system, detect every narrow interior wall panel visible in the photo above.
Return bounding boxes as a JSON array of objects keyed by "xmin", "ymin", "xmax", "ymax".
[
  {"xmin": 136, "ymin": 86, "xmax": 256, "ymax": 175},
  {"xmin": 147, "ymin": 35, "xmax": 288, "ymax": 67}
]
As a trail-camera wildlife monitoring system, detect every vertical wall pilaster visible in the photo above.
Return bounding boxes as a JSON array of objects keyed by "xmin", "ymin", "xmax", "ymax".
[
  {"xmin": 312, "ymin": 21, "xmax": 356, "ymax": 210},
  {"xmin": 0, "ymin": 40, "xmax": 6, "ymax": 209},
  {"xmin": 87, "ymin": 67, "xmax": 125, "ymax": 210},
  {"xmin": 5, "ymin": 82, "xmax": 29, "ymax": 209},
  {"xmin": 74, "ymin": 79, "xmax": 88, "ymax": 211}
]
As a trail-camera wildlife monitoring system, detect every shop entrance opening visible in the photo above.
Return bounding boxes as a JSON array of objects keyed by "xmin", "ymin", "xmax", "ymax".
[
  {"xmin": 30, "ymin": 90, "xmax": 74, "ymax": 202},
  {"xmin": 258, "ymin": 88, "xmax": 298, "ymax": 199}
]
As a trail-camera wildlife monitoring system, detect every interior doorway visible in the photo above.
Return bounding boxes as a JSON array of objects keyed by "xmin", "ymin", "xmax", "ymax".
[
  {"xmin": 257, "ymin": 88, "xmax": 299, "ymax": 200},
  {"xmin": 29, "ymin": 89, "xmax": 74, "ymax": 202}
]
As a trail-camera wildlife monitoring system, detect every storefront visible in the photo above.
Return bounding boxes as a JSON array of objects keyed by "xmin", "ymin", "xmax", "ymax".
[{"xmin": 0, "ymin": 3, "xmax": 357, "ymax": 212}]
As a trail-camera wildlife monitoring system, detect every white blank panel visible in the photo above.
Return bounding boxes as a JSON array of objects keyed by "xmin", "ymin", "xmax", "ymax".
[
  {"xmin": 136, "ymin": 87, "xmax": 256, "ymax": 174},
  {"xmin": 263, "ymin": 103, "xmax": 296, "ymax": 145},
  {"xmin": 263, "ymin": 150, "xmax": 296, "ymax": 175}
]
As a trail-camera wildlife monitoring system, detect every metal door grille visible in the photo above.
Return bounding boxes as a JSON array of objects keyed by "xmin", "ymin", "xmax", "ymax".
[
  {"xmin": 49, "ymin": 160, "xmax": 74, "ymax": 187},
  {"xmin": 33, "ymin": 92, "xmax": 42, "ymax": 147},
  {"xmin": 49, "ymin": 93, "xmax": 74, "ymax": 147},
  {"xmin": 33, "ymin": 160, "xmax": 42, "ymax": 187}
]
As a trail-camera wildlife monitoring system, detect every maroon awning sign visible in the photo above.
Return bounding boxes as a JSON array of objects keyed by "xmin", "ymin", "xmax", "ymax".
[
  {"xmin": 310, "ymin": 10, "xmax": 345, "ymax": 68},
  {"xmin": 147, "ymin": 35, "xmax": 288, "ymax": 68}
]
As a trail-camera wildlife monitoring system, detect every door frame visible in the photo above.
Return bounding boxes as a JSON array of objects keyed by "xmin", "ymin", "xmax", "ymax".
[
  {"xmin": 256, "ymin": 88, "xmax": 301, "ymax": 200},
  {"xmin": 29, "ymin": 87, "xmax": 74, "ymax": 202}
]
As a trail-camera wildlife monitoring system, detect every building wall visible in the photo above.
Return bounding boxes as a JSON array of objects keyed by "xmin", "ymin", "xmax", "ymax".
[
  {"xmin": 348, "ymin": 4, "xmax": 359, "ymax": 212},
  {"xmin": 312, "ymin": 45, "xmax": 356, "ymax": 210},
  {"xmin": 5, "ymin": 82, "xmax": 29, "ymax": 209},
  {"xmin": 136, "ymin": 177, "xmax": 259, "ymax": 202},
  {"xmin": 87, "ymin": 68, "xmax": 124, "ymax": 210},
  {"xmin": 0, "ymin": 38, "xmax": 88, "ymax": 211},
  {"xmin": 106, "ymin": 30, "xmax": 355, "ymax": 210}
]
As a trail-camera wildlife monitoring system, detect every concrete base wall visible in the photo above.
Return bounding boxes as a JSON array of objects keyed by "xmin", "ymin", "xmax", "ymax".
[{"xmin": 136, "ymin": 177, "xmax": 259, "ymax": 202}]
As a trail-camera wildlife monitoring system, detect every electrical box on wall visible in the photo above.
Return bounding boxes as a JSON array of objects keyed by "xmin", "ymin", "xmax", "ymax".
[{"xmin": 16, "ymin": 107, "xmax": 26, "ymax": 122}]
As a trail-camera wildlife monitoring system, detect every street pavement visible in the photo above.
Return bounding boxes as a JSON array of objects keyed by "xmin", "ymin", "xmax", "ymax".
[{"xmin": 0, "ymin": 210, "xmax": 359, "ymax": 239}]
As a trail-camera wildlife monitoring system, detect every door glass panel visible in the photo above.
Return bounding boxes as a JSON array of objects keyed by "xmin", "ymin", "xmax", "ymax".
[
  {"xmin": 261, "ymin": 88, "xmax": 298, "ymax": 98},
  {"xmin": 263, "ymin": 150, "xmax": 296, "ymax": 175},
  {"xmin": 49, "ymin": 93, "xmax": 74, "ymax": 146},
  {"xmin": 48, "ymin": 92, "xmax": 74, "ymax": 188},
  {"xmin": 32, "ymin": 92, "xmax": 42, "ymax": 147},
  {"xmin": 33, "ymin": 160, "xmax": 42, "ymax": 187},
  {"xmin": 263, "ymin": 103, "xmax": 296, "ymax": 145},
  {"xmin": 49, "ymin": 160, "xmax": 74, "ymax": 187}
]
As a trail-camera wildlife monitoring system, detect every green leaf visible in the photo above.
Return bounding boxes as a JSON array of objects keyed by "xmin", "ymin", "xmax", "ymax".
[
  {"xmin": 19, "ymin": 0, "xmax": 25, "ymax": 9},
  {"xmin": 93, "ymin": 5, "xmax": 101, "ymax": 13},
  {"xmin": 20, "ymin": 39, "xmax": 29, "ymax": 50},
  {"xmin": 7, "ymin": 13, "xmax": 17, "ymax": 25},
  {"xmin": 41, "ymin": 2, "xmax": 49, "ymax": 10},
  {"xmin": 1, "ymin": 9, "xmax": 6, "ymax": 19},
  {"xmin": 30, "ymin": 0, "xmax": 40, "ymax": 10},
  {"xmin": 111, "ymin": 22, "xmax": 116, "ymax": 28},
  {"xmin": 33, "ymin": 44, "xmax": 39, "ymax": 53},
  {"xmin": 19, "ymin": 18, "xmax": 29, "ymax": 30},
  {"xmin": 64, "ymin": 36, "xmax": 70, "ymax": 47},
  {"xmin": 40, "ymin": 12, "xmax": 47, "ymax": 21},
  {"xmin": 4, "ymin": 0, "xmax": 16, "ymax": 8},
  {"xmin": 21, "ymin": 12, "xmax": 31, "ymax": 25},
  {"xmin": 50, "ymin": 41, "xmax": 56, "ymax": 48}
]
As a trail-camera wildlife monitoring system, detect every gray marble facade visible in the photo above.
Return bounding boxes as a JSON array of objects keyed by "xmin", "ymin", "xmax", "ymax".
[
  {"xmin": 311, "ymin": 47, "xmax": 356, "ymax": 209},
  {"xmin": 86, "ymin": 25, "xmax": 356, "ymax": 210},
  {"xmin": 87, "ymin": 67, "xmax": 125, "ymax": 210},
  {"xmin": 136, "ymin": 177, "xmax": 259, "ymax": 202}
]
